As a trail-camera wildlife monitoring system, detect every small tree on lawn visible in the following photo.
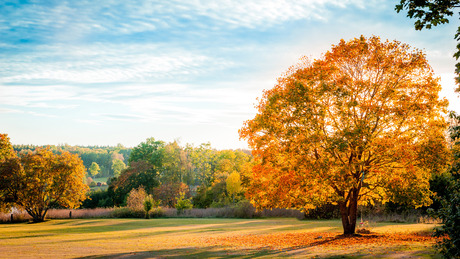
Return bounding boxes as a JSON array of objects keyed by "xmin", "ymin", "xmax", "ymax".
[
  {"xmin": 0, "ymin": 146, "xmax": 88, "ymax": 222},
  {"xmin": 175, "ymin": 191, "xmax": 192, "ymax": 215},
  {"xmin": 143, "ymin": 195, "xmax": 154, "ymax": 219}
]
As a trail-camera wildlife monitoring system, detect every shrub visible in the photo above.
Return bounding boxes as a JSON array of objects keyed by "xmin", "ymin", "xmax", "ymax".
[
  {"xmin": 81, "ymin": 190, "xmax": 113, "ymax": 209},
  {"xmin": 175, "ymin": 192, "xmax": 193, "ymax": 215},
  {"xmin": 48, "ymin": 208, "xmax": 113, "ymax": 218},
  {"xmin": 148, "ymin": 207, "xmax": 165, "ymax": 218},
  {"xmin": 111, "ymin": 207, "xmax": 144, "ymax": 218},
  {"xmin": 154, "ymin": 182, "xmax": 190, "ymax": 207},
  {"xmin": 143, "ymin": 195, "xmax": 154, "ymax": 219},
  {"xmin": 0, "ymin": 209, "xmax": 30, "ymax": 223},
  {"xmin": 234, "ymin": 200, "xmax": 256, "ymax": 218},
  {"xmin": 304, "ymin": 203, "xmax": 340, "ymax": 219},
  {"xmin": 434, "ymin": 179, "xmax": 460, "ymax": 258},
  {"xmin": 126, "ymin": 186, "xmax": 147, "ymax": 211}
]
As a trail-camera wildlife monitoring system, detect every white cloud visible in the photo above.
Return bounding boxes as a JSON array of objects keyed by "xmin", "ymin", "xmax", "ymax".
[
  {"xmin": 0, "ymin": 84, "xmax": 78, "ymax": 107},
  {"xmin": 1, "ymin": 0, "xmax": 374, "ymax": 39},
  {"xmin": 0, "ymin": 43, "xmax": 230, "ymax": 84}
]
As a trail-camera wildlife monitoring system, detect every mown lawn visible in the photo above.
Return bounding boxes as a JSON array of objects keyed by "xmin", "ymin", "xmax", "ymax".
[{"xmin": 0, "ymin": 218, "xmax": 441, "ymax": 258}]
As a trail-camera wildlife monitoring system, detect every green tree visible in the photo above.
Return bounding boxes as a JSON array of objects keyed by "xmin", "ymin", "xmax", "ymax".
[
  {"xmin": 89, "ymin": 162, "xmax": 101, "ymax": 177},
  {"xmin": 143, "ymin": 195, "xmax": 154, "ymax": 219},
  {"xmin": 111, "ymin": 159, "xmax": 126, "ymax": 178},
  {"xmin": 434, "ymin": 111, "xmax": 460, "ymax": 258},
  {"xmin": 129, "ymin": 137, "xmax": 164, "ymax": 167},
  {"xmin": 240, "ymin": 36, "xmax": 449, "ymax": 235},
  {"xmin": 175, "ymin": 191, "xmax": 193, "ymax": 214},
  {"xmin": 395, "ymin": 0, "xmax": 460, "ymax": 90},
  {"xmin": 188, "ymin": 143, "xmax": 217, "ymax": 187},
  {"xmin": 161, "ymin": 141, "xmax": 191, "ymax": 184}
]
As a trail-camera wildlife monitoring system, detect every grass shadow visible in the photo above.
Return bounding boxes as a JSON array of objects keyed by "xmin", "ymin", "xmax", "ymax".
[{"xmin": 75, "ymin": 247, "xmax": 287, "ymax": 258}]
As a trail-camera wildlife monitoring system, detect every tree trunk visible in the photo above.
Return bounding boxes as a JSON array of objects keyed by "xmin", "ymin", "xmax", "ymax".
[
  {"xmin": 339, "ymin": 188, "xmax": 359, "ymax": 235},
  {"xmin": 27, "ymin": 208, "xmax": 47, "ymax": 223}
]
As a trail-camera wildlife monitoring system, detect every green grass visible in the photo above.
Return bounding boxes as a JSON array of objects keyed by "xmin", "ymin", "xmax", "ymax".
[
  {"xmin": 92, "ymin": 177, "xmax": 108, "ymax": 183},
  {"xmin": 0, "ymin": 218, "xmax": 441, "ymax": 258}
]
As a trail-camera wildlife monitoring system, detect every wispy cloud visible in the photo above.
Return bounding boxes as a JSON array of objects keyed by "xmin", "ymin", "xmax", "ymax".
[
  {"xmin": 0, "ymin": 44, "xmax": 229, "ymax": 84},
  {"xmin": 1, "ymin": 0, "xmax": 454, "ymax": 149},
  {"xmin": 0, "ymin": 0, "xmax": 373, "ymax": 42}
]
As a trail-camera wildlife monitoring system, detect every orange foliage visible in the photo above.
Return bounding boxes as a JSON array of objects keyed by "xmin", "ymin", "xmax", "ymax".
[
  {"xmin": 239, "ymin": 36, "xmax": 450, "ymax": 234},
  {"xmin": 204, "ymin": 232, "xmax": 441, "ymax": 250}
]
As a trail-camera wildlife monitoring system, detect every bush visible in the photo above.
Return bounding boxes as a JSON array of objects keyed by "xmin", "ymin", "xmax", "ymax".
[
  {"xmin": 127, "ymin": 186, "xmax": 147, "ymax": 211},
  {"xmin": 0, "ymin": 209, "xmax": 30, "ymax": 223},
  {"xmin": 154, "ymin": 182, "xmax": 190, "ymax": 208},
  {"xmin": 175, "ymin": 192, "xmax": 193, "ymax": 215},
  {"xmin": 303, "ymin": 203, "xmax": 340, "ymax": 219},
  {"xmin": 148, "ymin": 207, "xmax": 165, "ymax": 218},
  {"xmin": 111, "ymin": 207, "xmax": 144, "ymax": 218},
  {"xmin": 143, "ymin": 195, "xmax": 155, "ymax": 219},
  {"xmin": 81, "ymin": 190, "xmax": 113, "ymax": 208},
  {"xmin": 48, "ymin": 208, "xmax": 113, "ymax": 219},
  {"xmin": 233, "ymin": 200, "xmax": 256, "ymax": 218},
  {"xmin": 434, "ymin": 179, "xmax": 460, "ymax": 258}
]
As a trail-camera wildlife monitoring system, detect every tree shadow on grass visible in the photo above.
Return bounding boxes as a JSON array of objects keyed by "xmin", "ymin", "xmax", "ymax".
[{"xmin": 75, "ymin": 247, "xmax": 285, "ymax": 258}]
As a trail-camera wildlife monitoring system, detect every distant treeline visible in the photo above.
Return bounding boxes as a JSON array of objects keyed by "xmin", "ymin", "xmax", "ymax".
[
  {"xmin": 13, "ymin": 140, "xmax": 255, "ymax": 209},
  {"xmin": 13, "ymin": 144, "xmax": 132, "ymax": 178}
]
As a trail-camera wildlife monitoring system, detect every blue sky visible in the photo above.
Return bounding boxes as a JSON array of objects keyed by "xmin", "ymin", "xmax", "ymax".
[{"xmin": 1, "ymin": 0, "xmax": 458, "ymax": 149}]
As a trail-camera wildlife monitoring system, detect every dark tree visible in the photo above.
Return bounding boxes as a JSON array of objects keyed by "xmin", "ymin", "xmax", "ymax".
[{"xmin": 396, "ymin": 0, "xmax": 460, "ymax": 90}]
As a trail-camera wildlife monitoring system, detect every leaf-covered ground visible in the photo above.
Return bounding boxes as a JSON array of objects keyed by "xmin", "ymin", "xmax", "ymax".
[
  {"xmin": 205, "ymin": 231, "xmax": 439, "ymax": 249},
  {"xmin": 0, "ymin": 218, "xmax": 442, "ymax": 258},
  {"xmin": 202, "ymin": 231, "xmax": 442, "ymax": 258}
]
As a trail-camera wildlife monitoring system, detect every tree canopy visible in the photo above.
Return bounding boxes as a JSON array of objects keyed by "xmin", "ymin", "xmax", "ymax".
[
  {"xmin": 89, "ymin": 162, "xmax": 101, "ymax": 177},
  {"xmin": 240, "ymin": 36, "xmax": 449, "ymax": 234},
  {"xmin": 0, "ymin": 143, "xmax": 88, "ymax": 222},
  {"xmin": 396, "ymin": 0, "xmax": 460, "ymax": 90}
]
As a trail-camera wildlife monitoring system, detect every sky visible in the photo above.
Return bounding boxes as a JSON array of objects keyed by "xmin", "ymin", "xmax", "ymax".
[{"xmin": 1, "ymin": 0, "xmax": 459, "ymax": 150}]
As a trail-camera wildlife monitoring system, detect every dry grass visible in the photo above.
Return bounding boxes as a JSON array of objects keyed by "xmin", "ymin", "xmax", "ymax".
[
  {"xmin": 0, "ymin": 218, "xmax": 441, "ymax": 258},
  {"xmin": 48, "ymin": 208, "xmax": 114, "ymax": 219}
]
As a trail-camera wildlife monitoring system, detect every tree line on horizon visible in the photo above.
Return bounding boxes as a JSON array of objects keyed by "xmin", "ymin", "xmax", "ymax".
[{"xmin": 6, "ymin": 137, "xmax": 254, "ymax": 215}]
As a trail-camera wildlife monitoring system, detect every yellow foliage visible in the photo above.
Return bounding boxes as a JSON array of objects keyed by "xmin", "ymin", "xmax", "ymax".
[{"xmin": 240, "ymin": 36, "xmax": 449, "ymax": 234}]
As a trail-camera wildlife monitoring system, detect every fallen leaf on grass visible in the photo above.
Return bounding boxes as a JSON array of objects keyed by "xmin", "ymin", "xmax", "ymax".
[{"xmin": 203, "ymin": 232, "xmax": 442, "ymax": 250}]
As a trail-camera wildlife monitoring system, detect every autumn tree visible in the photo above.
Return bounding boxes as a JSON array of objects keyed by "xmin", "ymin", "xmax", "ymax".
[
  {"xmin": 395, "ymin": 0, "xmax": 460, "ymax": 90},
  {"xmin": 0, "ymin": 134, "xmax": 19, "ymax": 211},
  {"xmin": 109, "ymin": 160, "xmax": 159, "ymax": 206},
  {"xmin": 240, "ymin": 36, "xmax": 449, "ymax": 235},
  {"xmin": 226, "ymin": 171, "xmax": 242, "ymax": 203},
  {"xmin": 126, "ymin": 186, "xmax": 147, "ymax": 211},
  {"xmin": 0, "ymin": 147, "xmax": 88, "ymax": 222}
]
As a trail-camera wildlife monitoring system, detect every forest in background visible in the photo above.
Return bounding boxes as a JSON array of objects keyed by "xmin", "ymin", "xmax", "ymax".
[
  {"xmin": 13, "ymin": 144, "xmax": 132, "ymax": 179},
  {"xmin": 12, "ymin": 138, "xmax": 254, "ymax": 210}
]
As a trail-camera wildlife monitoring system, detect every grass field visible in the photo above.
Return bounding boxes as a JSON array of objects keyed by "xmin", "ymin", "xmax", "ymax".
[{"xmin": 0, "ymin": 218, "xmax": 441, "ymax": 258}]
